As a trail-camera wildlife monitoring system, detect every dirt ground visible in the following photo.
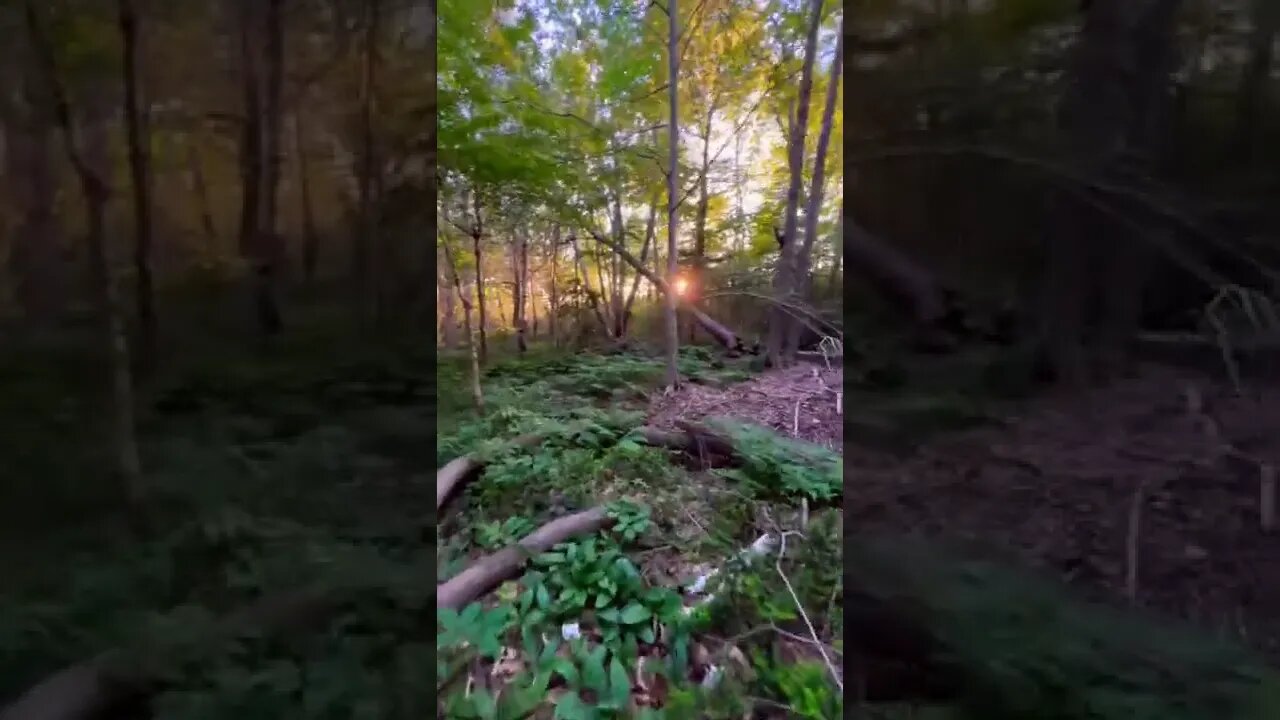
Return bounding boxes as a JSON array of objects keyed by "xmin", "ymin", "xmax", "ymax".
[
  {"xmin": 648, "ymin": 362, "xmax": 844, "ymax": 452},
  {"xmin": 649, "ymin": 361, "xmax": 1280, "ymax": 662}
]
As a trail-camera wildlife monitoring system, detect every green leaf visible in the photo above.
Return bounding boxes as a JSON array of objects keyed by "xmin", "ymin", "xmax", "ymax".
[
  {"xmin": 554, "ymin": 692, "xmax": 592, "ymax": 720},
  {"xmin": 620, "ymin": 603, "xmax": 651, "ymax": 624}
]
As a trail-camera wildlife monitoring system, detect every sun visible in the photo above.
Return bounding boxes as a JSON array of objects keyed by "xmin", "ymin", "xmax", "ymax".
[{"xmin": 673, "ymin": 276, "xmax": 689, "ymax": 297}]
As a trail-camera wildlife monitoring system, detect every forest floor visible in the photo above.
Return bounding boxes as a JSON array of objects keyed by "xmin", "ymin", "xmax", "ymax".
[
  {"xmin": 5, "ymin": 329, "xmax": 1280, "ymax": 719},
  {"xmin": 846, "ymin": 363, "xmax": 1280, "ymax": 662}
]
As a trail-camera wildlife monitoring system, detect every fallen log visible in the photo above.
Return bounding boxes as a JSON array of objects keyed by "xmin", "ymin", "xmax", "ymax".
[
  {"xmin": 0, "ymin": 586, "xmax": 344, "ymax": 720},
  {"xmin": 844, "ymin": 218, "xmax": 947, "ymax": 328},
  {"xmin": 437, "ymin": 431, "xmax": 547, "ymax": 510},
  {"xmin": 437, "ymin": 507, "xmax": 614, "ymax": 610},
  {"xmin": 585, "ymin": 230, "xmax": 749, "ymax": 352}
]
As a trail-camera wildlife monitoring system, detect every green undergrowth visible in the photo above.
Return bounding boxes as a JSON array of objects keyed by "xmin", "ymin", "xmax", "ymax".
[
  {"xmin": 435, "ymin": 349, "xmax": 847, "ymax": 718},
  {"xmin": 848, "ymin": 536, "xmax": 1280, "ymax": 719}
]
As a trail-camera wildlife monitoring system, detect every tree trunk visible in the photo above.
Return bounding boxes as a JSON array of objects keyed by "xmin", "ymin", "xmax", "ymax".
[
  {"xmin": 236, "ymin": 0, "xmax": 262, "ymax": 262},
  {"xmin": 663, "ymin": 0, "xmax": 682, "ymax": 388},
  {"xmin": 785, "ymin": 18, "xmax": 844, "ymax": 357},
  {"xmin": 550, "ymin": 226, "xmax": 560, "ymax": 347},
  {"xmin": 24, "ymin": 2, "xmax": 143, "ymax": 506},
  {"xmin": 440, "ymin": 252, "xmax": 458, "ymax": 348},
  {"xmin": 589, "ymin": 230, "xmax": 745, "ymax": 351},
  {"xmin": 442, "ymin": 239, "xmax": 484, "ymax": 413},
  {"xmin": 690, "ymin": 103, "xmax": 716, "ymax": 345},
  {"xmin": 117, "ymin": 0, "xmax": 156, "ymax": 363},
  {"xmin": 622, "ymin": 198, "xmax": 658, "ymax": 335},
  {"xmin": 573, "ymin": 231, "xmax": 613, "ymax": 337},
  {"xmin": 353, "ymin": 0, "xmax": 380, "ymax": 325},
  {"xmin": 610, "ymin": 193, "xmax": 625, "ymax": 337},
  {"xmin": 1041, "ymin": 0, "xmax": 1185, "ymax": 385},
  {"xmin": 513, "ymin": 231, "xmax": 528, "ymax": 353},
  {"xmin": 261, "ymin": 0, "xmax": 284, "ymax": 238},
  {"xmin": 845, "ymin": 217, "xmax": 946, "ymax": 326},
  {"xmin": 469, "ymin": 193, "xmax": 488, "ymax": 364},
  {"xmin": 187, "ymin": 142, "xmax": 219, "ymax": 251},
  {"xmin": 767, "ymin": 0, "xmax": 824, "ymax": 367},
  {"xmin": 294, "ymin": 111, "xmax": 319, "ymax": 283}
]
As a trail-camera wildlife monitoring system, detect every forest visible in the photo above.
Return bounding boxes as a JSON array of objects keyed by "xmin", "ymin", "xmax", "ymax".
[{"xmin": 1, "ymin": 0, "xmax": 1280, "ymax": 718}]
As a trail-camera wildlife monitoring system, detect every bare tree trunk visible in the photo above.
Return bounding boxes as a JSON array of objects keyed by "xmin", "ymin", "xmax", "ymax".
[
  {"xmin": 236, "ymin": 0, "xmax": 262, "ymax": 262},
  {"xmin": 188, "ymin": 142, "xmax": 218, "ymax": 250},
  {"xmin": 609, "ymin": 193, "xmax": 625, "ymax": 336},
  {"xmin": 25, "ymin": 2, "xmax": 143, "ymax": 505},
  {"xmin": 440, "ymin": 251, "xmax": 458, "ymax": 348},
  {"xmin": 622, "ymin": 197, "xmax": 658, "ymax": 335},
  {"xmin": 353, "ymin": 0, "xmax": 380, "ymax": 326},
  {"xmin": 767, "ymin": 0, "xmax": 823, "ymax": 368},
  {"xmin": 663, "ymin": 0, "xmax": 682, "ymax": 388},
  {"xmin": 261, "ymin": 0, "xmax": 284, "ymax": 238},
  {"xmin": 1042, "ymin": 0, "xmax": 1184, "ymax": 385},
  {"xmin": 785, "ymin": 18, "xmax": 844, "ymax": 357},
  {"xmin": 512, "ymin": 231, "xmax": 528, "ymax": 353},
  {"xmin": 117, "ymin": 0, "xmax": 156, "ymax": 363},
  {"xmin": 573, "ymin": 231, "xmax": 612, "ymax": 337},
  {"xmin": 689, "ymin": 103, "xmax": 716, "ymax": 345},
  {"xmin": 468, "ymin": 192, "xmax": 488, "ymax": 364},
  {"xmin": 550, "ymin": 225, "xmax": 560, "ymax": 347},
  {"xmin": 294, "ymin": 111, "xmax": 319, "ymax": 283},
  {"xmin": 443, "ymin": 239, "xmax": 483, "ymax": 413}
]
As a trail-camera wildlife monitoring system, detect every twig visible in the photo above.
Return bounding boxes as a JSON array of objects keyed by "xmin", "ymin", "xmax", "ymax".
[
  {"xmin": 792, "ymin": 401, "xmax": 801, "ymax": 437},
  {"xmin": 774, "ymin": 532, "xmax": 843, "ymax": 691}
]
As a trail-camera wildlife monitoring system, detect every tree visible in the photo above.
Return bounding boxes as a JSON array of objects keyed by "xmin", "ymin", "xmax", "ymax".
[
  {"xmin": 663, "ymin": 0, "xmax": 682, "ymax": 388},
  {"xmin": 766, "ymin": 0, "xmax": 824, "ymax": 368},
  {"xmin": 117, "ymin": 0, "xmax": 156, "ymax": 364},
  {"xmin": 24, "ymin": 1, "xmax": 144, "ymax": 506}
]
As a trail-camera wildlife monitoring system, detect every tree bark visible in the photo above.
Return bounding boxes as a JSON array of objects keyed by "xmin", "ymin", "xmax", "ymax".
[
  {"xmin": 513, "ymin": 230, "xmax": 528, "ymax": 353},
  {"xmin": 468, "ymin": 192, "xmax": 489, "ymax": 364},
  {"xmin": 572, "ymin": 231, "xmax": 613, "ymax": 338},
  {"xmin": 690, "ymin": 102, "xmax": 716, "ymax": 345},
  {"xmin": 117, "ymin": 0, "xmax": 156, "ymax": 364},
  {"xmin": 236, "ymin": 0, "xmax": 262, "ymax": 262},
  {"xmin": 785, "ymin": 18, "xmax": 844, "ymax": 357},
  {"xmin": 767, "ymin": 0, "xmax": 824, "ymax": 368},
  {"xmin": 438, "ymin": 508, "xmax": 614, "ymax": 611},
  {"xmin": 622, "ymin": 198, "xmax": 658, "ymax": 335},
  {"xmin": 663, "ymin": 0, "xmax": 682, "ymax": 388},
  {"xmin": 295, "ymin": 111, "xmax": 319, "ymax": 283},
  {"xmin": 845, "ymin": 217, "xmax": 947, "ymax": 327},
  {"xmin": 354, "ymin": 0, "xmax": 380, "ymax": 325},
  {"xmin": 187, "ymin": 142, "xmax": 219, "ymax": 252},
  {"xmin": 24, "ymin": 2, "xmax": 143, "ymax": 506},
  {"xmin": 442, "ymin": 238, "xmax": 484, "ymax": 413},
  {"xmin": 1041, "ymin": 0, "xmax": 1184, "ymax": 385},
  {"xmin": 550, "ymin": 225, "xmax": 560, "ymax": 347}
]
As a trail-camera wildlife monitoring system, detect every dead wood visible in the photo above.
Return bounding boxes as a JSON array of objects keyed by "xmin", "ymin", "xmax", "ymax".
[
  {"xmin": 585, "ymin": 229, "xmax": 749, "ymax": 352},
  {"xmin": 437, "ymin": 507, "xmax": 615, "ymax": 610},
  {"xmin": 436, "ymin": 431, "xmax": 547, "ymax": 510},
  {"xmin": 0, "ymin": 587, "xmax": 345, "ymax": 720}
]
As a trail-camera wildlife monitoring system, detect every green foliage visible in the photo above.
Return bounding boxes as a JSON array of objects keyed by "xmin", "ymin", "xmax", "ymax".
[
  {"xmin": 708, "ymin": 418, "xmax": 842, "ymax": 503},
  {"xmin": 849, "ymin": 536, "xmax": 1280, "ymax": 720}
]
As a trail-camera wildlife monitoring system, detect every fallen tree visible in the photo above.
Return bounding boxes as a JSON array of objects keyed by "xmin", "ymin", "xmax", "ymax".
[
  {"xmin": 436, "ymin": 431, "xmax": 547, "ymax": 510},
  {"xmin": 438, "ymin": 507, "xmax": 614, "ymax": 610},
  {"xmin": 9, "ymin": 421, "xmax": 792, "ymax": 720},
  {"xmin": 585, "ymin": 230, "xmax": 750, "ymax": 353},
  {"xmin": 0, "ymin": 586, "xmax": 345, "ymax": 720}
]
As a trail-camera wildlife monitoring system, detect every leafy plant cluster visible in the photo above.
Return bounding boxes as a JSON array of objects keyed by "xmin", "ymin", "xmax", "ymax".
[
  {"xmin": 708, "ymin": 418, "xmax": 842, "ymax": 504},
  {"xmin": 438, "ymin": 508, "xmax": 704, "ymax": 719}
]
